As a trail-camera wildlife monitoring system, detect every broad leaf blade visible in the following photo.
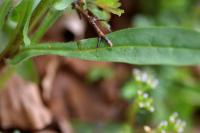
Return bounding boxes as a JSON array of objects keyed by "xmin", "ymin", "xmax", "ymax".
[{"xmin": 10, "ymin": 28, "xmax": 200, "ymax": 65}]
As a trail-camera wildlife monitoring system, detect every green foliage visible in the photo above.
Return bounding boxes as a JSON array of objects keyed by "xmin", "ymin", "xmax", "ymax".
[
  {"xmin": 85, "ymin": 0, "xmax": 124, "ymax": 30},
  {"xmin": 156, "ymin": 113, "xmax": 186, "ymax": 133},
  {"xmin": 9, "ymin": 27, "xmax": 200, "ymax": 66},
  {"xmin": 87, "ymin": 67, "xmax": 114, "ymax": 82},
  {"xmin": 54, "ymin": 0, "xmax": 74, "ymax": 10},
  {"xmin": 0, "ymin": 0, "xmax": 200, "ymax": 132},
  {"xmin": 134, "ymin": 0, "xmax": 199, "ymax": 28},
  {"xmin": 0, "ymin": 0, "xmax": 12, "ymax": 29},
  {"xmin": 94, "ymin": 0, "xmax": 124, "ymax": 16}
]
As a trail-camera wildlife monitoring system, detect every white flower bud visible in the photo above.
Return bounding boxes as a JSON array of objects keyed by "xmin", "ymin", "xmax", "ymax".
[
  {"xmin": 143, "ymin": 93, "xmax": 149, "ymax": 98},
  {"xmin": 161, "ymin": 130, "xmax": 166, "ymax": 133},
  {"xmin": 141, "ymin": 73, "xmax": 148, "ymax": 82},
  {"xmin": 139, "ymin": 102, "xmax": 145, "ymax": 108},
  {"xmin": 137, "ymin": 90, "xmax": 143, "ymax": 95},
  {"xmin": 160, "ymin": 121, "xmax": 168, "ymax": 126},
  {"xmin": 144, "ymin": 125, "xmax": 152, "ymax": 132},
  {"xmin": 149, "ymin": 107, "xmax": 155, "ymax": 112}
]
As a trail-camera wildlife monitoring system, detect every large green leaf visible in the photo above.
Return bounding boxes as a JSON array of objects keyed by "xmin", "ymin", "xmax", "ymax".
[{"xmin": 10, "ymin": 27, "xmax": 200, "ymax": 65}]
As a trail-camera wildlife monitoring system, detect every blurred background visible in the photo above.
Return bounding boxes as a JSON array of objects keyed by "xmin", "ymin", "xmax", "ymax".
[{"xmin": 1, "ymin": 0, "xmax": 200, "ymax": 133}]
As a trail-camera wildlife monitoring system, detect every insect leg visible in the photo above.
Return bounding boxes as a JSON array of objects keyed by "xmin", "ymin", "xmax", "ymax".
[
  {"xmin": 102, "ymin": 36, "xmax": 113, "ymax": 47},
  {"xmin": 97, "ymin": 37, "xmax": 102, "ymax": 48}
]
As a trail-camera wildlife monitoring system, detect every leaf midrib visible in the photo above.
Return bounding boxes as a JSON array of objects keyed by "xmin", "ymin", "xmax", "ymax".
[{"xmin": 19, "ymin": 43, "xmax": 200, "ymax": 53}]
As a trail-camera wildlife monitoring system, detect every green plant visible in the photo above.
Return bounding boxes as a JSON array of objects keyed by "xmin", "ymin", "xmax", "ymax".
[
  {"xmin": 121, "ymin": 68, "xmax": 188, "ymax": 133},
  {"xmin": 1, "ymin": 0, "xmax": 200, "ymax": 132},
  {"xmin": 1, "ymin": 0, "xmax": 200, "ymax": 68}
]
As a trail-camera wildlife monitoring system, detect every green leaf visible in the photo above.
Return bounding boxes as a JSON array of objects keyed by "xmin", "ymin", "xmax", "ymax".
[
  {"xmin": 0, "ymin": 0, "xmax": 35, "ymax": 59},
  {"xmin": 31, "ymin": 6, "xmax": 63, "ymax": 43},
  {"xmin": 88, "ymin": 4, "xmax": 111, "ymax": 21},
  {"xmin": 16, "ymin": 59, "xmax": 39, "ymax": 83},
  {"xmin": 94, "ymin": 0, "xmax": 124, "ymax": 16},
  {"xmin": 87, "ymin": 67, "xmax": 114, "ymax": 82},
  {"xmin": 53, "ymin": 0, "xmax": 74, "ymax": 10},
  {"xmin": 0, "ymin": 66, "xmax": 15, "ymax": 90},
  {"xmin": 8, "ymin": 0, "xmax": 34, "ymax": 46},
  {"xmin": 87, "ymin": 4, "xmax": 111, "ymax": 30},
  {"xmin": 11, "ymin": 0, "xmax": 40, "ymax": 46},
  {"xmin": 0, "ymin": 31, "xmax": 8, "ymax": 53},
  {"xmin": 22, "ymin": 0, "xmax": 35, "ymax": 46},
  {"xmin": 0, "ymin": 0, "xmax": 12, "ymax": 29},
  {"xmin": 10, "ymin": 27, "xmax": 200, "ymax": 65}
]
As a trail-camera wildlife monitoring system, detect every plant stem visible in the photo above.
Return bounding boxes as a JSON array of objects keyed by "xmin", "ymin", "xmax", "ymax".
[
  {"xmin": 0, "ymin": 0, "xmax": 57, "ymax": 67},
  {"xmin": 0, "ymin": 0, "xmax": 12, "ymax": 29},
  {"xmin": 127, "ymin": 102, "xmax": 138, "ymax": 128},
  {"xmin": 0, "ymin": 66, "xmax": 15, "ymax": 89},
  {"xmin": 31, "ymin": 9, "xmax": 62, "ymax": 43},
  {"xmin": 29, "ymin": 0, "xmax": 57, "ymax": 34},
  {"xmin": 0, "ymin": 1, "xmax": 32, "ymax": 64}
]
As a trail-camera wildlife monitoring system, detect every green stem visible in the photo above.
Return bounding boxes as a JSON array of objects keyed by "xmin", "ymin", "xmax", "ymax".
[
  {"xmin": 127, "ymin": 102, "xmax": 138, "ymax": 128},
  {"xmin": 0, "ymin": 66, "xmax": 15, "ymax": 89},
  {"xmin": 0, "ymin": 1, "xmax": 33, "ymax": 66},
  {"xmin": 29, "ymin": 0, "xmax": 57, "ymax": 33},
  {"xmin": 31, "ymin": 9, "xmax": 62, "ymax": 43},
  {"xmin": 0, "ymin": 0, "xmax": 12, "ymax": 29}
]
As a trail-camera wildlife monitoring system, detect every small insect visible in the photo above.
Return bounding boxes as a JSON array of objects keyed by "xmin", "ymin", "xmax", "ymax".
[{"xmin": 72, "ymin": 0, "xmax": 113, "ymax": 48}]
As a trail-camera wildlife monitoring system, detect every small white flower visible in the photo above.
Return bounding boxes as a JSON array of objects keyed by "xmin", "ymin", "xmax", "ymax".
[
  {"xmin": 135, "ymin": 75, "xmax": 141, "ymax": 81},
  {"xmin": 146, "ymin": 102, "xmax": 151, "ymax": 107},
  {"xmin": 176, "ymin": 119, "xmax": 182, "ymax": 126},
  {"xmin": 181, "ymin": 121, "xmax": 186, "ymax": 127},
  {"xmin": 137, "ymin": 90, "xmax": 143, "ymax": 95},
  {"xmin": 178, "ymin": 127, "xmax": 184, "ymax": 133},
  {"xmin": 170, "ymin": 116, "xmax": 176, "ymax": 123},
  {"xmin": 141, "ymin": 73, "xmax": 148, "ymax": 82},
  {"xmin": 149, "ymin": 107, "xmax": 155, "ymax": 112},
  {"xmin": 139, "ymin": 102, "xmax": 145, "ymax": 108},
  {"xmin": 151, "ymin": 79, "xmax": 159, "ymax": 88},
  {"xmin": 133, "ymin": 69, "xmax": 141, "ymax": 76},
  {"xmin": 143, "ymin": 93, "xmax": 149, "ymax": 98},
  {"xmin": 161, "ymin": 130, "xmax": 166, "ymax": 133},
  {"xmin": 170, "ymin": 116, "xmax": 175, "ymax": 123},
  {"xmin": 170, "ymin": 112, "xmax": 178, "ymax": 123},
  {"xmin": 160, "ymin": 121, "xmax": 168, "ymax": 127},
  {"xmin": 144, "ymin": 125, "xmax": 152, "ymax": 132},
  {"xmin": 173, "ymin": 112, "xmax": 178, "ymax": 117}
]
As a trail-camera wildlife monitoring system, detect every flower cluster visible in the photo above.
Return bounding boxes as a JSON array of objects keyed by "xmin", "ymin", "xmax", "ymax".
[
  {"xmin": 132, "ymin": 69, "xmax": 159, "ymax": 112},
  {"xmin": 144, "ymin": 112, "xmax": 186, "ymax": 133},
  {"xmin": 122, "ymin": 69, "xmax": 159, "ymax": 113},
  {"xmin": 136, "ymin": 90, "xmax": 155, "ymax": 112},
  {"xmin": 157, "ymin": 112, "xmax": 186, "ymax": 133},
  {"xmin": 133, "ymin": 69, "xmax": 159, "ymax": 89}
]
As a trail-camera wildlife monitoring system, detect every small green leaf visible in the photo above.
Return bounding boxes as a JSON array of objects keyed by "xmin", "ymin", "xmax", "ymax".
[
  {"xmin": 54, "ymin": 0, "xmax": 74, "ymax": 10},
  {"xmin": 87, "ymin": 67, "xmax": 114, "ymax": 82},
  {"xmin": 0, "ymin": 0, "xmax": 12, "ymax": 29},
  {"xmin": 31, "ymin": 9, "xmax": 62, "ymax": 43},
  {"xmin": 10, "ymin": 27, "xmax": 200, "ymax": 66},
  {"xmin": 87, "ymin": 4, "xmax": 111, "ymax": 30},
  {"xmin": 94, "ymin": 0, "xmax": 124, "ymax": 16},
  {"xmin": 0, "ymin": 31, "xmax": 8, "ymax": 53},
  {"xmin": 10, "ymin": 0, "xmax": 35, "ymax": 46},
  {"xmin": 88, "ymin": 4, "xmax": 111, "ymax": 21},
  {"xmin": 16, "ymin": 59, "xmax": 39, "ymax": 83}
]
